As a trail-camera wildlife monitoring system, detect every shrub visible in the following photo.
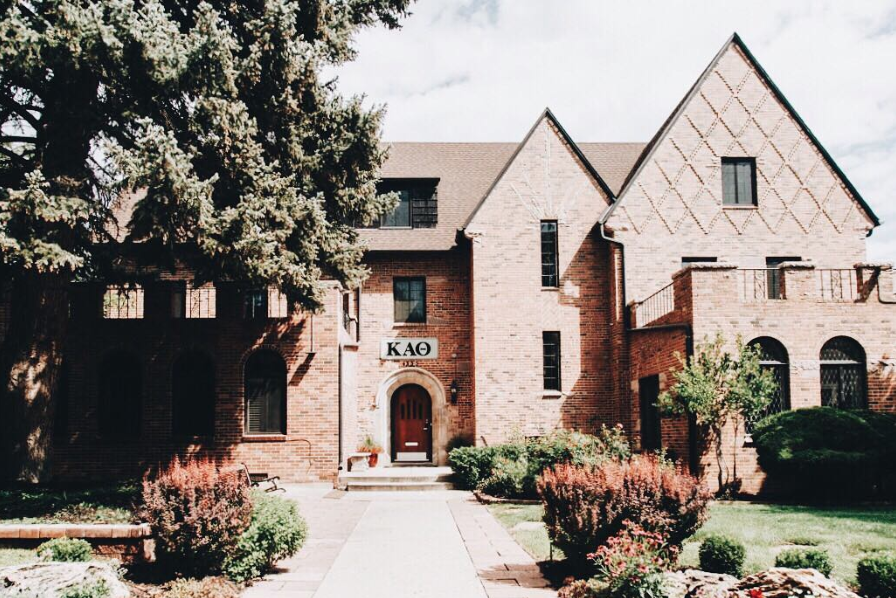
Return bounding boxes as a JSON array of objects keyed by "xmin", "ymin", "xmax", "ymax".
[
  {"xmin": 698, "ymin": 534, "xmax": 745, "ymax": 577},
  {"xmin": 223, "ymin": 491, "xmax": 307, "ymax": 582},
  {"xmin": 448, "ymin": 445, "xmax": 497, "ymax": 490},
  {"xmin": 162, "ymin": 577, "xmax": 240, "ymax": 598},
  {"xmin": 558, "ymin": 579, "xmax": 606, "ymax": 598},
  {"xmin": 752, "ymin": 407, "xmax": 896, "ymax": 500},
  {"xmin": 538, "ymin": 455, "xmax": 709, "ymax": 565},
  {"xmin": 448, "ymin": 427, "xmax": 632, "ymax": 498},
  {"xmin": 774, "ymin": 548, "xmax": 833, "ymax": 576},
  {"xmin": 140, "ymin": 458, "xmax": 253, "ymax": 577},
  {"xmin": 590, "ymin": 521, "xmax": 673, "ymax": 598},
  {"xmin": 37, "ymin": 538, "xmax": 92, "ymax": 562},
  {"xmin": 857, "ymin": 554, "xmax": 896, "ymax": 598},
  {"xmin": 60, "ymin": 579, "xmax": 109, "ymax": 598}
]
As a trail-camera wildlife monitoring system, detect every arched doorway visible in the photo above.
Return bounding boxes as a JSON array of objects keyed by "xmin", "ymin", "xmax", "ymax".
[{"xmin": 390, "ymin": 384, "xmax": 432, "ymax": 462}]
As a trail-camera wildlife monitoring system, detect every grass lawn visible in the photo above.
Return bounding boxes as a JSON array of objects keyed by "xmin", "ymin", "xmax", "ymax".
[
  {"xmin": 0, "ymin": 483, "xmax": 139, "ymax": 524},
  {"xmin": 488, "ymin": 501, "xmax": 896, "ymax": 584}
]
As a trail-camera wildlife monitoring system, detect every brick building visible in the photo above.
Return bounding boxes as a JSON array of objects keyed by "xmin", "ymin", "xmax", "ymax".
[{"xmin": 3, "ymin": 34, "xmax": 893, "ymax": 493}]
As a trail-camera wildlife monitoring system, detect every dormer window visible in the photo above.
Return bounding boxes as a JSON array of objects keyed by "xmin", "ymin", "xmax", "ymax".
[{"xmin": 373, "ymin": 179, "xmax": 438, "ymax": 229}]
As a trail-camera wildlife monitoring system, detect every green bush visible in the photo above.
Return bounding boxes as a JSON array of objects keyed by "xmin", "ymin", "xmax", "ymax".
[
  {"xmin": 774, "ymin": 548, "xmax": 833, "ymax": 576},
  {"xmin": 858, "ymin": 554, "xmax": 896, "ymax": 598},
  {"xmin": 223, "ymin": 492, "xmax": 307, "ymax": 583},
  {"xmin": 37, "ymin": 538, "xmax": 92, "ymax": 562},
  {"xmin": 752, "ymin": 407, "xmax": 896, "ymax": 500},
  {"xmin": 448, "ymin": 427, "xmax": 632, "ymax": 498},
  {"xmin": 698, "ymin": 534, "xmax": 745, "ymax": 577},
  {"xmin": 60, "ymin": 579, "xmax": 110, "ymax": 598},
  {"xmin": 162, "ymin": 577, "xmax": 240, "ymax": 598}
]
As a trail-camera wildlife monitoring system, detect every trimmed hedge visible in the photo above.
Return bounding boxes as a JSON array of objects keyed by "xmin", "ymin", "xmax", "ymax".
[
  {"xmin": 752, "ymin": 407, "xmax": 896, "ymax": 500},
  {"xmin": 448, "ymin": 427, "xmax": 631, "ymax": 499},
  {"xmin": 698, "ymin": 534, "xmax": 745, "ymax": 577},
  {"xmin": 858, "ymin": 553, "xmax": 896, "ymax": 598},
  {"xmin": 774, "ymin": 548, "xmax": 833, "ymax": 577}
]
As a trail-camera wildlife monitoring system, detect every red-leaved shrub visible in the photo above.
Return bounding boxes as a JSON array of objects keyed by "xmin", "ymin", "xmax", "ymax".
[
  {"xmin": 537, "ymin": 455, "xmax": 709, "ymax": 565},
  {"xmin": 140, "ymin": 458, "xmax": 252, "ymax": 576}
]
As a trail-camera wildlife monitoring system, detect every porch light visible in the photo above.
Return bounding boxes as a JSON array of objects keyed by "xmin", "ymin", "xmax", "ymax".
[{"xmin": 450, "ymin": 380, "xmax": 459, "ymax": 404}]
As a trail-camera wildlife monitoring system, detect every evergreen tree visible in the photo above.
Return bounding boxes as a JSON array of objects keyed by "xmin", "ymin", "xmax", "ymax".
[{"xmin": 0, "ymin": 0, "xmax": 411, "ymax": 482}]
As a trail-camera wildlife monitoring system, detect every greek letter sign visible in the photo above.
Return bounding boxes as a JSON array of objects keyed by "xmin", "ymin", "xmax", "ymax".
[{"xmin": 380, "ymin": 338, "xmax": 438, "ymax": 360}]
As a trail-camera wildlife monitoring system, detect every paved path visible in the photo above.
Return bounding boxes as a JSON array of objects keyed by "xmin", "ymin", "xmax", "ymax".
[{"xmin": 242, "ymin": 485, "xmax": 555, "ymax": 598}]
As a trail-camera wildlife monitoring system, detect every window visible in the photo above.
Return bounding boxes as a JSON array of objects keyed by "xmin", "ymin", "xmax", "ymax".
[
  {"xmin": 372, "ymin": 179, "xmax": 438, "ymax": 229},
  {"xmin": 639, "ymin": 375, "xmax": 662, "ymax": 452},
  {"xmin": 172, "ymin": 284, "xmax": 217, "ymax": 319},
  {"xmin": 98, "ymin": 352, "xmax": 141, "ymax": 439},
  {"xmin": 245, "ymin": 350, "xmax": 287, "ymax": 435},
  {"xmin": 748, "ymin": 337, "xmax": 790, "ymax": 431},
  {"xmin": 543, "ymin": 331, "xmax": 561, "ymax": 391},
  {"xmin": 820, "ymin": 337, "xmax": 867, "ymax": 409},
  {"xmin": 765, "ymin": 257, "xmax": 800, "ymax": 300},
  {"xmin": 393, "ymin": 277, "xmax": 426, "ymax": 324},
  {"xmin": 243, "ymin": 288, "xmax": 288, "ymax": 319},
  {"xmin": 172, "ymin": 352, "xmax": 215, "ymax": 437},
  {"xmin": 103, "ymin": 285, "xmax": 144, "ymax": 319},
  {"xmin": 541, "ymin": 221, "xmax": 559, "ymax": 287},
  {"xmin": 721, "ymin": 157, "xmax": 757, "ymax": 206},
  {"xmin": 681, "ymin": 257, "xmax": 717, "ymax": 267}
]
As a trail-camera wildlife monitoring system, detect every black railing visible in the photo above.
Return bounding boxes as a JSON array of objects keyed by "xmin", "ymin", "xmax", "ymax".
[{"xmin": 635, "ymin": 282, "xmax": 675, "ymax": 327}]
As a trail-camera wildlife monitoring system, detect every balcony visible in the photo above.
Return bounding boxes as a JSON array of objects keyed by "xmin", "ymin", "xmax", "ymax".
[{"xmin": 631, "ymin": 262, "xmax": 894, "ymax": 329}]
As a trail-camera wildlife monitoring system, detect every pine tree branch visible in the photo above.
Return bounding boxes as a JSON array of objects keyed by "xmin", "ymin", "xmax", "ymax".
[
  {"xmin": 0, "ymin": 135, "xmax": 37, "ymax": 144},
  {"xmin": 0, "ymin": 145, "xmax": 32, "ymax": 167},
  {"xmin": 0, "ymin": 95, "xmax": 41, "ymax": 130}
]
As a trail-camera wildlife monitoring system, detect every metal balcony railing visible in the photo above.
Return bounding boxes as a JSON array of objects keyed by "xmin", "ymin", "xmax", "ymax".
[
  {"xmin": 634, "ymin": 282, "xmax": 675, "ymax": 327},
  {"xmin": 818, "ymin": 268, "xmax": 858, "ymax": 302}
]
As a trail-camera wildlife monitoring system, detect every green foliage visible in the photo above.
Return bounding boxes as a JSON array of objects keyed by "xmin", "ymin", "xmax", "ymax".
[
  {"xmin": 698, "ymin": 534, "xmax": 745, "ymax": 577},
  {"xmin": 162, "ymin": 577, "xmax": 241, "ymax": 598},
  {"xmin": 775, "ymin": 548, "xmax": 833, "ymax": 576},
  {"xmin": 36, "ymin": 538, "xmax": 92, "ymax": 563},
  {"xmin": 60, "ymin": 579, "xmax": 110, "ymax": 598},
  {"xmin": 224, "ymin": 492, "xmax": 307, "ymax": 583},
  {"xmin": 752, "ymin": 407, "xmax": 896, "ymax": 500},
  {"xmin": 857, "ymin": 554, "xmax": 896, "ymax": 598},
  {"xmin": 591, "ymin": 522, "xmax": 673, "ymax": 598},
  {"xmin": 0, "ymin": 483, "xmax": 138, "ymax": 524},
  {"xmin": 447, "ymin": 427, "xmax": 632, "ymax": 498},
  {"xmin": 658, "ymin": 333, "xmax": 777, "ymax": 493}
]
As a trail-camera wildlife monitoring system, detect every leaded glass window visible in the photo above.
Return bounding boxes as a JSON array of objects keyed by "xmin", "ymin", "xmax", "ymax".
[
  {"xmin": 747, "ymin": 337, "xmax": 790, "ymax": 431},
  {"xmin": 820, "ymin": 337, "xmax": 867, "ymax": 409}
]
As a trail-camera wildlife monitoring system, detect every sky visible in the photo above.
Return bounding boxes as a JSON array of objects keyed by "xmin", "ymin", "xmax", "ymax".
[{"xmin": 333, "ymin": 0, "xmax": 896, "ymax": 261}]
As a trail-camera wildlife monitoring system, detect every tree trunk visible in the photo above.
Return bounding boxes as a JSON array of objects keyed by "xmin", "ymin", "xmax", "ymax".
[{"xmin": 0, "ymin": 273, "xmax": 69, "ymax": 483}]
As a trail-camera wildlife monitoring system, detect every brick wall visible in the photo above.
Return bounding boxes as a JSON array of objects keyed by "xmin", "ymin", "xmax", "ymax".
[
  {"xmin": 466, "ymin": 116, "xmax": 615, "ymax": 442},
  {"xmin": 608, "ymin": 42, "xmax": 875, "ymax": 305},
  {"xmin": 50, "ymin": 279, "xmax": 343, "ymax": 482}
]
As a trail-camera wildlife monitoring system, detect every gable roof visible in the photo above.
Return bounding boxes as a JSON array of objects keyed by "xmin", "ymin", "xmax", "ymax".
[
  {"xmin": 361, "ymin": 127, "xmax": 644, "ymax": 252},
  {"xmin": 601, "ymin": 33, "xmax": 880, "ymax": 228}
]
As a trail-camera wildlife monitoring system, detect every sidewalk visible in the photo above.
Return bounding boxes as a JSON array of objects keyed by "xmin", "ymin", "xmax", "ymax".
[{"xmin": 242, "ymin": 486, "xmax": 556, "ymax": 598}]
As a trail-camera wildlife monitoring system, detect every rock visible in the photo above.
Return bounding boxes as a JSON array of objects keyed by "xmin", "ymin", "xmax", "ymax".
[
  {"xmin": 730, "ymin": 568, "xmax": 860, "ymax": 598},
  {"xmin": 665, "ymin": 569, "xmax": 738, "ymax": 598},
  {"xmin": 0, "ymin": 561, "xmax": 130, "ymax": 598}
]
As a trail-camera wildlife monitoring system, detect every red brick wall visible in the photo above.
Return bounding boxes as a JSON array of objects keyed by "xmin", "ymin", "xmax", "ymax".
[
  {"xmin": 466, "ymin": 117, "xmax": 615, "ymax": 442},
  {"xmin": 50, "ymin": 281, "xmax": 343, "ymax": 482}
]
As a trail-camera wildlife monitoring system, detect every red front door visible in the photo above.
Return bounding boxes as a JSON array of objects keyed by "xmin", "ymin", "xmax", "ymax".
[{"xmin": 391, "ymin": 384, "xmax": 432, "ymax": 462}]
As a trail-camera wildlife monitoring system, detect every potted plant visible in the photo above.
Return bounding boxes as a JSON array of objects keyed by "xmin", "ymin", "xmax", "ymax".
[{"xmin": 359, "ymin": 436, "xmax": 384, "ymax": 468}]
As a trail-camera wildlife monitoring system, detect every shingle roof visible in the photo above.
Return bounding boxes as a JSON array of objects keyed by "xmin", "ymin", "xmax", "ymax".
[{"xmin": 361, "ymin": 140, "xmax": 645, "ymax": 251}]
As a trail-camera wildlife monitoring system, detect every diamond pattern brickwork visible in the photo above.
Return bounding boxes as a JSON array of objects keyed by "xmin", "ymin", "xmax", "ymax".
[{"xmin": 608, "ymin": 44, "xmax": 874, "ymax": 302}]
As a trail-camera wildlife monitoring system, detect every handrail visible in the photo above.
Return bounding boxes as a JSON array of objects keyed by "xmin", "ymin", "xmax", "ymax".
[{"xmin": 634, "ymin": 281, "xmax": 675, "ymax": 327}]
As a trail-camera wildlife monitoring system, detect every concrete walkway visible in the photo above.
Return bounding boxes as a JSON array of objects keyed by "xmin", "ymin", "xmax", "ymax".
[{"xmin": 242, "ymin": 485, "xmax": 555, "ymax": 598}]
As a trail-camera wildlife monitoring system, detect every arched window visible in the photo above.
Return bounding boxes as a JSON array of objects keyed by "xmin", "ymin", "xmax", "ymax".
[
  {"xmin": 244, "ymin": 350, "xmax": 286, "ymax": 435},
  {"xmin": 821, "ymin": 337, "xmax": 867, "ymax": 409},
  {"xmin": 98, "ymin": 352, "xmax": 141, "ymax": 438},
  {"xmin": 172, "ymin": 352, "xmax": 215, "ymax": 437},
  {"xmin": 748, "ymin": 337, "xmax": 791, "ymax": 429}
]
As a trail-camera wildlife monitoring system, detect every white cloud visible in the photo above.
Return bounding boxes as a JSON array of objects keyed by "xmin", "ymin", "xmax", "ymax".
[{"xmin": 333, "ymin": 0, "xmax": 896, "ymax": 260}]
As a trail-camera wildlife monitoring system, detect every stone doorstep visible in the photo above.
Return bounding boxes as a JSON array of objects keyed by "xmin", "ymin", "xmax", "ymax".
[{"xmin": 0, "ymin": 523, "xmax": 151, "ymax": 540}]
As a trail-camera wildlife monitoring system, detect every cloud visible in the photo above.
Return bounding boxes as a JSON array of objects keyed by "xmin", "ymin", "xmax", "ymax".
[{"xmin": 334, "ymin": 0, "xmax": 896, "ymax": 261}]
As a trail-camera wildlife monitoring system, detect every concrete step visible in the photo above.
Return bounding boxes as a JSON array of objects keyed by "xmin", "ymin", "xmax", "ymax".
[
  {"xmin": 342, "ymin": 480, "xmax": 455, "ymax": 492},
  {"xmin": 338, "ymin": 465, "xmax": 455, "ymax": 491}
]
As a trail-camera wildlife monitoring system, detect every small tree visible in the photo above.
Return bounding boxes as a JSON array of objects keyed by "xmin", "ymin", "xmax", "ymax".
[{"xmin": 657, "ymin": 333, "xmax": 777, "ymax": 494}]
